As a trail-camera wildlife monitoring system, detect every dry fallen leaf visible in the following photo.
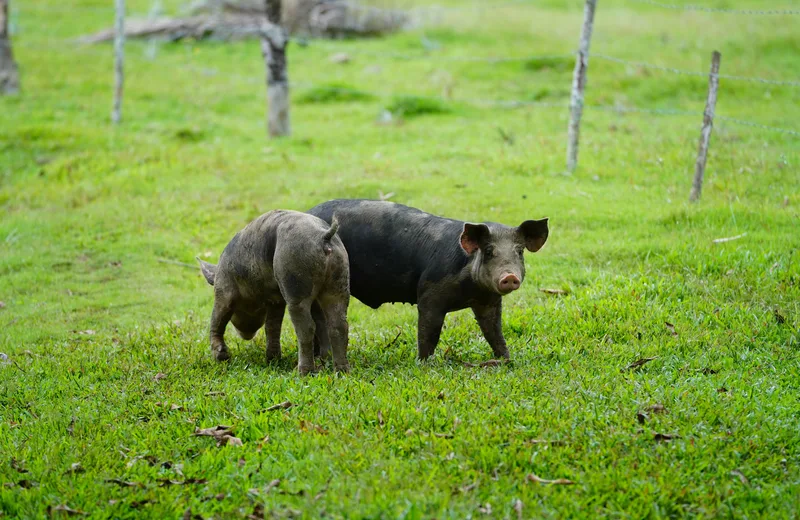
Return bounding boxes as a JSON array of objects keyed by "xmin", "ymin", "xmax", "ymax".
[
  {"xmin": 377, "ymin": 410, "xmax": 385, "ymax": 427},
  {"xmin": 193, "ymin": 425, "xmax": 232, "ymax": 437},
  {"xmin": 224, "ymin": 436, "xmax": 243, "ymax": 447},
  {"xmin": 437, "ymin": 390, "xmax": 445, "ymax": 400},
  {"xmin": 513, "ymin": 499, "xmax": 523, "ymax": 519},
  {"xmin": 539, "ymin": 288, "xmax": 568, "ymax": 296},
  {"xmin": 774, "ymin": 309, "xmax": 786, "ymax": 324},
  {"xmin": 256, "ymin": 435, "xmax": 271, "ymax": 453},
  {"xmin": 16, "ymin": 479, "xmax": 37, "ymax": 489},
  {"xmin": 11, "ymin": 458, "xmax": 28, "ymax": 474},
  {"xmin": 248, "ymin": 504, "xmax": 266, "ymax": 520},
  {"xmin": 153, "ymin": 373, "xmax": 167, "ymax": 381},
  {"xmin": 646, "ymin": 404, "xmax": 668, "ymax": 414},
  {"xmin": 458, "ymin": 482, "xmax": 478, "ymax": 494},
  {"xmin": 105, "ymin": 478, "xmax": 141, "ymax": 488},
  {"xmin": 64, "ymin": 463, "xmax": 85, "ymax": 475},
  {"xmin": 731, "ymin": 469, "xmax": 748, "ymax": 485},
  {"xmin": 718, "ymin": 387, "xmax": 729, "ymax": 393},
  {"xmin": 433, "ymin": 432, "xmax": 454, "ymax": 439},
  {"xmin": 527, "ymin": 473, "xmax": 575, "ymax": 485},
  {"xmin": 265, "ymin": 401, "xmax": 293, "ymax": 412},
  {"xmin": 526, "ymin": 439, "xmax": 567, "ymax": 446},
  {"xmin": 637, "ymin": 411, "xmax": 648, "ymax": 425},
  {"xmin": 299, "ymin": 420, "xmax": 328, "ymax": 435},
  {"xmin": 157, "ymin": 478, "xmax": 208, "ymax": 487},
  {"xmin": 477, "ymin": 503, "xmax": 492, "ymax": 514},
  {"xmin": 204, "ymin": 391, "xmax": 226, "ymax": 397},
  {"xmin": 129, "ymin": 499, "xmax": 154, "ymax": 509},
  {"xmin": 700, "ymin": 367, "xmax": 719, "ymax": 375},
  {"xmin": 0, "ymin": 301, "xmax": 5, "ymax": 308},
  {"xmin": 463, "ymin": 359, "xmax": 507, "ymax": 368},
  {"xmin": 664, "ymin": 322, "xmax": 678, "ymax": 336},
  {"xmin": 47, "ymin": 504, "xmax": 86, "ymax": 516},
  {"xmin": 654, "ymin": 433, "xmax": 680, "ymax": 442},
  {"xmin": 622, "ymin": 356, "xmax": 657, "ymax": 372},
  {"xmin": 75, "ymin": 330, "xmax": 96, "ymax": 335}
]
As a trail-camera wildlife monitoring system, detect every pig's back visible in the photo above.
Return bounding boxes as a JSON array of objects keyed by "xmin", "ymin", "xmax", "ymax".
[{"xmin": 308, "ymin": 200, "xmax": 466, "ymax": 308}]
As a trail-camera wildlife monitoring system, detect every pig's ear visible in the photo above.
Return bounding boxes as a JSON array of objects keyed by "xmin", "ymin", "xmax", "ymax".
[
  {"xmin": 460, "ymin": 223, "xmax": 490, "ymax": 255},
  {"xmin": 518, "ymin": 218, "xmax": 549, "ymax": 252}
]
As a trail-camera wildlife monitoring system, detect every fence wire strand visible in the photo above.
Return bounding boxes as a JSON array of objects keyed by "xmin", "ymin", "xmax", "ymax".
[
  {"xmin": 590, "ymin": 53, "xmax": 800, "ymax": 87},
  {"xmin": 627, "ymin": 0, "xmax": 800, "ymax": 15}
]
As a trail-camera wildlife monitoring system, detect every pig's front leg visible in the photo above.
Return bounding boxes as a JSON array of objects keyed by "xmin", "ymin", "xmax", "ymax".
[
  {"xmin": 209, "ymin": 296, "xmax": 234, "ymax": 361},
  {"xmin": 472, "ymin": 299, "xmax": 510, "ymax": 359},
  {"xmin": 417, "ymin": 300, "xmax": 446, "ymax": 360},
  {"xmin": 264, "ymin": 302, "xmax": 285, "ymax": 361}
]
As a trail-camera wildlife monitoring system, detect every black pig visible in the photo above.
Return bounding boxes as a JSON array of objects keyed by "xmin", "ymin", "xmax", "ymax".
[
  {"xmin": 308, "ymin": 200, "xmax": 548, "ymax": 359},
  {"xmin": 197, "ymin": 210, "xmax": 350, "ymax": 374}
]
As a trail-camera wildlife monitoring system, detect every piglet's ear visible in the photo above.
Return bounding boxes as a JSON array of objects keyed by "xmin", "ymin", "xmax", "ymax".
[
  {"xmin": 518, "ymin": 218, "xmax": 549, "ymax": 252},
  {"xmin": 460, "ymin": 223, "xmax": 490, "ymax": 255}
]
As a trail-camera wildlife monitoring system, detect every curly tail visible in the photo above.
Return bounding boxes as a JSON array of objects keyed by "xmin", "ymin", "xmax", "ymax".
[{"xmin": 322, "ymin": 215, "xmax": 339, "ymax": 242}]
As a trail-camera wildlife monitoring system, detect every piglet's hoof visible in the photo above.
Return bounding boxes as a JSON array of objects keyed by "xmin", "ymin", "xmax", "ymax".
[{"xmin": 212, "ymin": 346, "xmax": 231, "ymax": 362}]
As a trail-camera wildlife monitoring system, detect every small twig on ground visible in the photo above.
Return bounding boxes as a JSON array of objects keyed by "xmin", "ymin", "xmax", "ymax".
[
  {"xmin": 384, "ymin": 330, "xmax": 402, "ymax": 349},
  {"xmin": 711, "ymin": 233, "xmax": 747, "ymax": 244}
]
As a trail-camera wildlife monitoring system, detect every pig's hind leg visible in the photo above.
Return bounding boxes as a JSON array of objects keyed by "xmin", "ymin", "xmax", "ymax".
[
  {"xmin": 264, "ymin": 302, "xmax": 285, "ymax": 361},
  {"xmin": 311, "ymin": 302, "xmax": 332, "ymax": 359},
  {"xmin": 286, "ymin": 300, "xmax": 317, "ymax": 375},
  {"xmin": 318, "ymin": 293, "xmax": 350, "ymax": 373}
]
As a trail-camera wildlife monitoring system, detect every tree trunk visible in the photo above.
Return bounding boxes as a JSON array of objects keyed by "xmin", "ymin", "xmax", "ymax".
[
  {"xmin": 0, "ymin": 0, "xmax": 20, "ymax": 95},
  {"xmin": 261, "ymin": 0, "xmax": 290, "ymax": 137}
]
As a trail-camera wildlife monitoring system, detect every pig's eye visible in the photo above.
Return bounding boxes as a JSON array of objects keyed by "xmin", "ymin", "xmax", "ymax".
[{"xmin": 483, "ymin": 246, "xmax": 494, "ymax": 258}]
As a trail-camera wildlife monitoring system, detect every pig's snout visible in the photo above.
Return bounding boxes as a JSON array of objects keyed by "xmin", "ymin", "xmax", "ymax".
[{"xmin": 498, "ymin": 273, "xmax": 521, "ymax": 293}]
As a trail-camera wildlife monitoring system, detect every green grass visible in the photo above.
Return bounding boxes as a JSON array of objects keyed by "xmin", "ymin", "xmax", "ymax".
[{"xmin": 2, "ymin": 0, "xmax": 800, "ymax": 518}]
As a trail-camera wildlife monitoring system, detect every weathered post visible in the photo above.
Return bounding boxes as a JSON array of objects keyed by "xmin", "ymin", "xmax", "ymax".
[
  {"xmin": 112, "ymin": 0, "xmax": 125, "ymax": 124},
  {"xmin": 0, "ymin": 0, "xmax": 20, "ymax": 95},
  {"xmin": 566, "ymin": 0, "xmax": 598, "ymax": 173},
  {"xmin": 261, "ymin": 0, "xmax": 290, "ymax": 137},
  {"xmin": 690, "ymin": 51, "xmax": 721, "ymax": 202}
]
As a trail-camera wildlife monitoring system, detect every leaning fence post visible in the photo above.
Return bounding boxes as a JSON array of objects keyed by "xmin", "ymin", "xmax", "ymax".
[
  {"xmin": 261, "ymin": 0, "xmax": 290, "ymax": 137},
  {"xmin": 566, "ymin": 0, "xmax": 597, "ymax": 173},
  {"xmin": 690, "ymin": 51, "xmax": 721, "ymax": 202},
  {"xmin": 112, "ymin": 0, "xmax": 125, "ymax": 124}
]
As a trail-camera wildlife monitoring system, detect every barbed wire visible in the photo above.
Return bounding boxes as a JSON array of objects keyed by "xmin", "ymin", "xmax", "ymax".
[
  {"xmin": 627, "ymin": 0, "xmax": 800, "ymax": 15},
  {"xmin": 180, "ymin": 63, "xmax": 800, "ymax": 137},
  {"xmin": 590, "ymin": 53, "xmax": 800, "ymax": 87},
  {"xmin": 716, "ymin": 116, "xmax": 800, "ymax": 137}
]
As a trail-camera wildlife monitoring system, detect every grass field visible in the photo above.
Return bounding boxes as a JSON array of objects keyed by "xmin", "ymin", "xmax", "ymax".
[{"xmin": 2, "ymin": 0, "xmax": 799, "ymax": 517}]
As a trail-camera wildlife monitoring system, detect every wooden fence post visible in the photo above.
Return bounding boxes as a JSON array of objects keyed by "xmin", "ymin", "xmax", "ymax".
[
  {"xmin": 112, "ymin": 0, "xmax": 125, "ymax": 124},
  {"xmin": 690, "ymin": 51, "xmax": 721, "ymax": 202},
  {"xmin": 566, "ymin": 0, "xmax": 597, "ymax": 173},
  {"xmin": 261, "ymin": 0, "xmax": 290, "ymax": 137},
  {"xmin": 0, "ymin": 0, "xmax": 20, "ymax": 95}
]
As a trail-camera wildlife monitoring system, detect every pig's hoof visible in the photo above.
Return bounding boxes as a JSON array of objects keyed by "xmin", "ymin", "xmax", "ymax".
[
  {"xmin": 298, "ymin": 364, "xmax": 317, "ymax": 376},
  {"xmin": 266, "ymin": 350, "xmax": 281, "ymax": 362},
  {"xmin": 334, "ymin": 363, "xmax": 351, "ymax": 374},
  {"xmin": 213, "ymin": 347, "xmax": 231, "ymax": 362}
]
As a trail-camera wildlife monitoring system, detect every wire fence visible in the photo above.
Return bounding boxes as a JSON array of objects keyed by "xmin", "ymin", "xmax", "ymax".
[
  {"xmin": 7, "ymin": 0, "xmax": 800, "ymax": 143},
  {"xmin": 626, "ymin": 0, "xmax": 800, "ymax": 16}
]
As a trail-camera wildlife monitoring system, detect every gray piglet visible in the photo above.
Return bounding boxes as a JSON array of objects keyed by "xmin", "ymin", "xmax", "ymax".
[{"xmin": 197, "ymin": 210, "xmax": 350, "ymax": 375}]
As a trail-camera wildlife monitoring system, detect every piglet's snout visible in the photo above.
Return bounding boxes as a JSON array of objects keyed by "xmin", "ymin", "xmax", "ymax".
[{"xmin": 498, "ymin": 273, "xmax": 521, "ymax": 293}]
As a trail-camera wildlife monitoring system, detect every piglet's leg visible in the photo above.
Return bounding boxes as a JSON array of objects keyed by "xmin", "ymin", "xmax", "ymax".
[
  {"xmin": 472, "ymin": 300, "xmax": 510, "ymax": 359},
  {"xmin": 209, "ymin": 297, "xmax": 234, "ymax": 361},
  {"xmin": 287, "ymin": 301, "xmax": 316, "ymax": 375},
  {"xmin": 311, "ymin": 302, "xmax": 331, "ymax": 359},
  {"xmin": 320, "ymin": 295, "xmax": 350, "ymax": 373},
  {"xmin": 264, "ymin": 302, "xmax": 285, "ymax": 361}
]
